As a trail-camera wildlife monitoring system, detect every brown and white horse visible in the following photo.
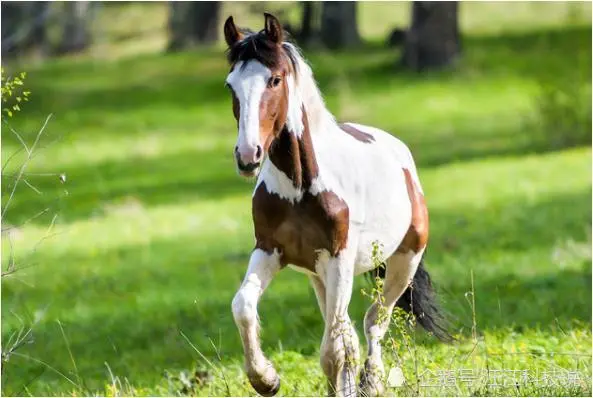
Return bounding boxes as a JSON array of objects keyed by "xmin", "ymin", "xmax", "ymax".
[{"xmin": 224, "ymin": 13, "xmax": 450, "ymax": 397}]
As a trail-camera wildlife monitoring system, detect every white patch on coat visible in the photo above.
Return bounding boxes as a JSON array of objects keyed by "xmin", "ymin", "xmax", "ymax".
[
  {"xmin": 254, "ymin": 160, "xmax": 303, "ymax": 203},
  {"xmin": 226, "ymin": 61, "xmax": 271, "ymax": 156}
]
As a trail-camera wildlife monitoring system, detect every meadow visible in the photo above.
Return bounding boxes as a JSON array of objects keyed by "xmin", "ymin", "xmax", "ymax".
[{"xmin": 1, "ymin": 2, "xmax": 592, "ymax": 396}]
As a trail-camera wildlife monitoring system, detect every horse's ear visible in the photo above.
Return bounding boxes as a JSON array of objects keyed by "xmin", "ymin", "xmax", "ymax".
[
  {"xmin": 224, "ymin": 16, "xmax": 243, "ymax": 47},
  {"xmin": 263, "ymin": 12, "xmax": 284, "ymax": 44}
]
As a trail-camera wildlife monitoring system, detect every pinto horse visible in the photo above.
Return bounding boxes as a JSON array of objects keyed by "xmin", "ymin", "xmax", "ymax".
[{"xmin": 224, "ymin": 13, "xmax": 450, "ymax": 397}]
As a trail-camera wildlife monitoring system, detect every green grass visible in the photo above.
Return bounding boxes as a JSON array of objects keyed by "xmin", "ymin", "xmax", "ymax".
[{"xmin": 1, "ymin": 3, "xmax": 592, "ymax": 397}]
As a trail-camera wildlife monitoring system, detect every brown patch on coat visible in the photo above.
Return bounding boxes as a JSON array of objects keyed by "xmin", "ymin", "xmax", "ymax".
[
  {"xmin": 229, "ymin": 87, "xmax": 240, "ymax": 124},
  {"xmin": 258, "ymin": 69, "xmax": 290, "ymax": 153},
  {"xmin": 297, "ymin": 109, "xmax": 319, "ymax": 185},
  {"xmin": 253, "ymin": 183, "xmax": 349, "ymax": 272},
  {"xmin": 268, "ymin": 107, "xmax": 319, "ymax": 190},
  {"xmin": 268, "ymin": 126, "xmax": 302, "ymax": 185},
  {"xmin": 397, "ymin": 168, "xmax": 429, "ymax": 253},
  {"xmin": 339, "ymin": 123, "xmax": 375, "ymax": 143}
]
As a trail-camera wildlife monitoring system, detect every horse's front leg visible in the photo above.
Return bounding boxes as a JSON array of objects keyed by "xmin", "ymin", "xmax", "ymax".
[
  {"xmin": 319, "ymin": 249, "xmax": 360, "ymax": 397},
  {"xmin": 232, "ymin": 248, "xmax": 281, "ymax": 396}
]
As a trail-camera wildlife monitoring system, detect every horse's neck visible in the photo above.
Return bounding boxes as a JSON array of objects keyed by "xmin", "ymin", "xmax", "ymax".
[{"xmin": 267, "ymin": 107, "xmax": 322, "ymax": 191}]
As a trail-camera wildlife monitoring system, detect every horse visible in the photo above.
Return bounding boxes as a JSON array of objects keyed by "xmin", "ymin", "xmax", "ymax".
[{"xmin": 223, "ymin": 13, "xmax": 450, "ymax": 397}]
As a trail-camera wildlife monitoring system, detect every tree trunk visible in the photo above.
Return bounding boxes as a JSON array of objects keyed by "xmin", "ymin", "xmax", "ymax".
[
  {"xmin": 299, "ymin": 2, "xmax": 316, "ymax": 43},
  {"xmin": 167, "ymin": 2, "xmax": 190, "ymax": 51},
  {"xmin": 191, "ymin": 1, "xmax": 220, "ymax": 44},
  {"xmin": 401, "ymin": 1, "xmax": 460, "ymax": 71},
  {"xmin": 58, "ymin": 1, "xmax": 92, "ymax": 54},
  {"xmin": 23, "ymin": 2, "xmax": 50, "ymax": 52},
  {"xmin": 1, "ymin": 3, "xmax": 25, "ymax": 57},
  {"xmin": 1, "ymin": 2, "xmax": 50, "ymax": 58},
  {"xmin": 320, "ymin": 1, "xmax": 359, "ymax": 49},
  {"xmin": 167, "ymin": 1, "xmax": 220, "ymax": 51}
]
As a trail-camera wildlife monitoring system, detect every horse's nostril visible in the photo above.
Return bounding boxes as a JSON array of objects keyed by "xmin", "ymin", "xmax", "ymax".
[
  {"xmin": 255, "ymin": 145, "xmax": 262, "ymax": 159},
  {"xmin": 234, "ymin": 146, "xmax": 239, "ymax": 153}
]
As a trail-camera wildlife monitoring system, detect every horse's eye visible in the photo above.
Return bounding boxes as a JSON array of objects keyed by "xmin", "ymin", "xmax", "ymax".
[{"xmin": 269, "ymin": 76, "xmax": 282, "ymax": 88}]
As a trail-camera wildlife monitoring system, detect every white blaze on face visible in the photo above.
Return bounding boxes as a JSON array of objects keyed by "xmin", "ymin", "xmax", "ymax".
[{"xmin": 226, "ymin": 60, "xmax": 271, "ymax": 164}]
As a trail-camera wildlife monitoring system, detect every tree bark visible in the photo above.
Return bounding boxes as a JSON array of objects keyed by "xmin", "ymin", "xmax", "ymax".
[
  {"xmin": 1, "ymin": 2, "xmax": 50, "ymax": 58},
  {"xmin": 299, "ymin": 2, "xmax": 316, "ymax": 43},
  {"xmin": 320, "ymin": 1, "xmax": 359, "ymax": 49},
  {"xmin": 23, "ymin": 2, "xmax": 50, "ymax": 51},
  {"xmin": 58, "ymin": 1, "xmax": 92, "ymax": 54},
  {"xmin": 1, "ymin": 3, "xmax": 25, "ymax": 57},
  {"xmin": 401, "ymin": 1, "xmax": 460, "ymax": 71},
  {"xmin": 167, "ymin": 1, "xmax": 220, "ymax": 51}
]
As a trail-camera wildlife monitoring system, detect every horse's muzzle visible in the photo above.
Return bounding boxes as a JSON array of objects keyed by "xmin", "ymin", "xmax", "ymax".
[{"xmin": 236, "ymin": 157, "xmax": 261, "ymax": 177}]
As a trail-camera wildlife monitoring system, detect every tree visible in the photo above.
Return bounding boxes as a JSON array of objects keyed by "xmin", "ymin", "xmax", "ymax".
[
  {"xmin": 1, "ymin": 2, "xmax": 51, "ymax": 58},
  {"xmin": 57, "ymin": 1, "xmax": 92, "ymax": 54},
  {"xmin": 167, "ymin": 1, "xmax": 220, "ymax": 51},
  {"xmin": 298, "ymin": 1, "xmax": 319, "ymax": 44},
  {"xmin": 401, "ymin": 1, "xmax": 460, "ymax": 71},
  {"xmin": 320, "ymin": 1, "xmax": 360, "ymax": 49}
]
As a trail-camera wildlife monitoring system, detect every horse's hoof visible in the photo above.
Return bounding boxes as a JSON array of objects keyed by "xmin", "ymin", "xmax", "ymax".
[
  {"xmin": 252, "ymin": 376, "xmax": 280, "ymax": 396},
  {"xmin": 359, "ymin": 379, "xmax": 385, "ymax": 397},
  {"xmin": 249, "ymin": 369, "xmax": 281, "ymax": 397},
  {"xmin": 359, "ymin": 362, "xmax": 385, "ymax": 397},
  {"xmin": 359, "ymin": 384, "xmax": 384, "ymax": 397}
]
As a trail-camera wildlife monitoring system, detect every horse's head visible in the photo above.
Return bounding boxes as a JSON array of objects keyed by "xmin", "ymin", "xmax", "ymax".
[{"xmin": 224, "ymin": 13, "xmax": 295, "ymax": 178}]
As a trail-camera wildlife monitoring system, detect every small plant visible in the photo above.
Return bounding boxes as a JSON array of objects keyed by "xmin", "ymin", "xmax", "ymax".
[
  {"xmin": 361, "ymin": 241, "xmax": 387, "ymax": 323},
  {"xmin": 360, "ymin": 241, "xmax": 421, "ymax": 394},
  {"xmin": 1, "ymin": 68, "xmax": 31, "ymax": 118},
  {"xmin": 1, "ymin": 69, "xmax": 66, "ymax": 394}
]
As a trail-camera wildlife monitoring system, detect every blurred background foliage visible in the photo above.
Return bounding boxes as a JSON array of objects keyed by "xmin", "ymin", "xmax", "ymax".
[{"xmin": 1, "ymin": 1, "xmax": 592, "ymax": 396}]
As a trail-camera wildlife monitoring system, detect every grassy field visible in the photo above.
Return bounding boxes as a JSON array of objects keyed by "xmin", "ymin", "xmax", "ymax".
[{"xmin": 1, "ymin": 2, "xmax": 592, "ymax": 396}]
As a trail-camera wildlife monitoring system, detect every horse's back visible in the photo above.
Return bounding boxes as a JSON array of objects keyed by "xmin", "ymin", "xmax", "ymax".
[
  {"xmin": 340, "ymin": 122, "xmax": 423, "ymax": 193},
  {"xmin": 315, "ymin": 122, "xmax": 424, "ymax": 272}
]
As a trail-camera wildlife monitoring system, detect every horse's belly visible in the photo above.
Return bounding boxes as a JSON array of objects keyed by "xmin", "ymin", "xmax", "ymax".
[
  {"xmin": 352, "ymin": 224, "xmax": 408, "ymax": 275},
  {"xmin": 351, "ymin": 187, "xmax": 413, "ymax": 276}
]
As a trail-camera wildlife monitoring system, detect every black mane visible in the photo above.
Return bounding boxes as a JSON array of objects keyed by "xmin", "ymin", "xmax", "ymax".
[{"xmin": 227, "ymin": 29, "xmax": 298, "ymax": 73}]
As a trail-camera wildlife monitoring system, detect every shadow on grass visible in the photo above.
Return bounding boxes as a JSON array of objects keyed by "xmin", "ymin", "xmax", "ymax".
[
  {"xmin": 4, "ymin": 131, "xmax": 591, "ymax": 228},
  {"xmin": 5, "ymin": 25, "xmax": 590, "ymax": 137},
  {"xmin": 2, "ymin": 188, "xmax": 591, "ymax": 394},
  {"xmin": 1, "ymin": 146, "xmax": 251, "ymax": 226},
  {"xmin": 2, "ymin": 26, "xmax": 591, "ymax": 229}
]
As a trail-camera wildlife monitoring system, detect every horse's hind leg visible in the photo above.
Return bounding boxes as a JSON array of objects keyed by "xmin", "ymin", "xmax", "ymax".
[
  {"xmin": 318, "ymin": 250, "xmax": 360, "ymax": 397},
  {"xmin": 359, "ymin": 249, "xmax": 424, "ymax": 396},
  {"xmin": 309, "ymin": 274, "xmax": 327, "ymax": 321}
]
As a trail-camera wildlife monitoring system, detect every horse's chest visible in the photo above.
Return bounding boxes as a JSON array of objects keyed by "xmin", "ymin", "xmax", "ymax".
[{"xmin": 252, "ymin": 183, "xmax": 349, "ymax": 273}]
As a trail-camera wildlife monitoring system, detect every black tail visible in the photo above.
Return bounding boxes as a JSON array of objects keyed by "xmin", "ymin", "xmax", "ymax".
[{"xmin": 368, "ymin": 254, "xmax": 453, "ymax": 343}]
